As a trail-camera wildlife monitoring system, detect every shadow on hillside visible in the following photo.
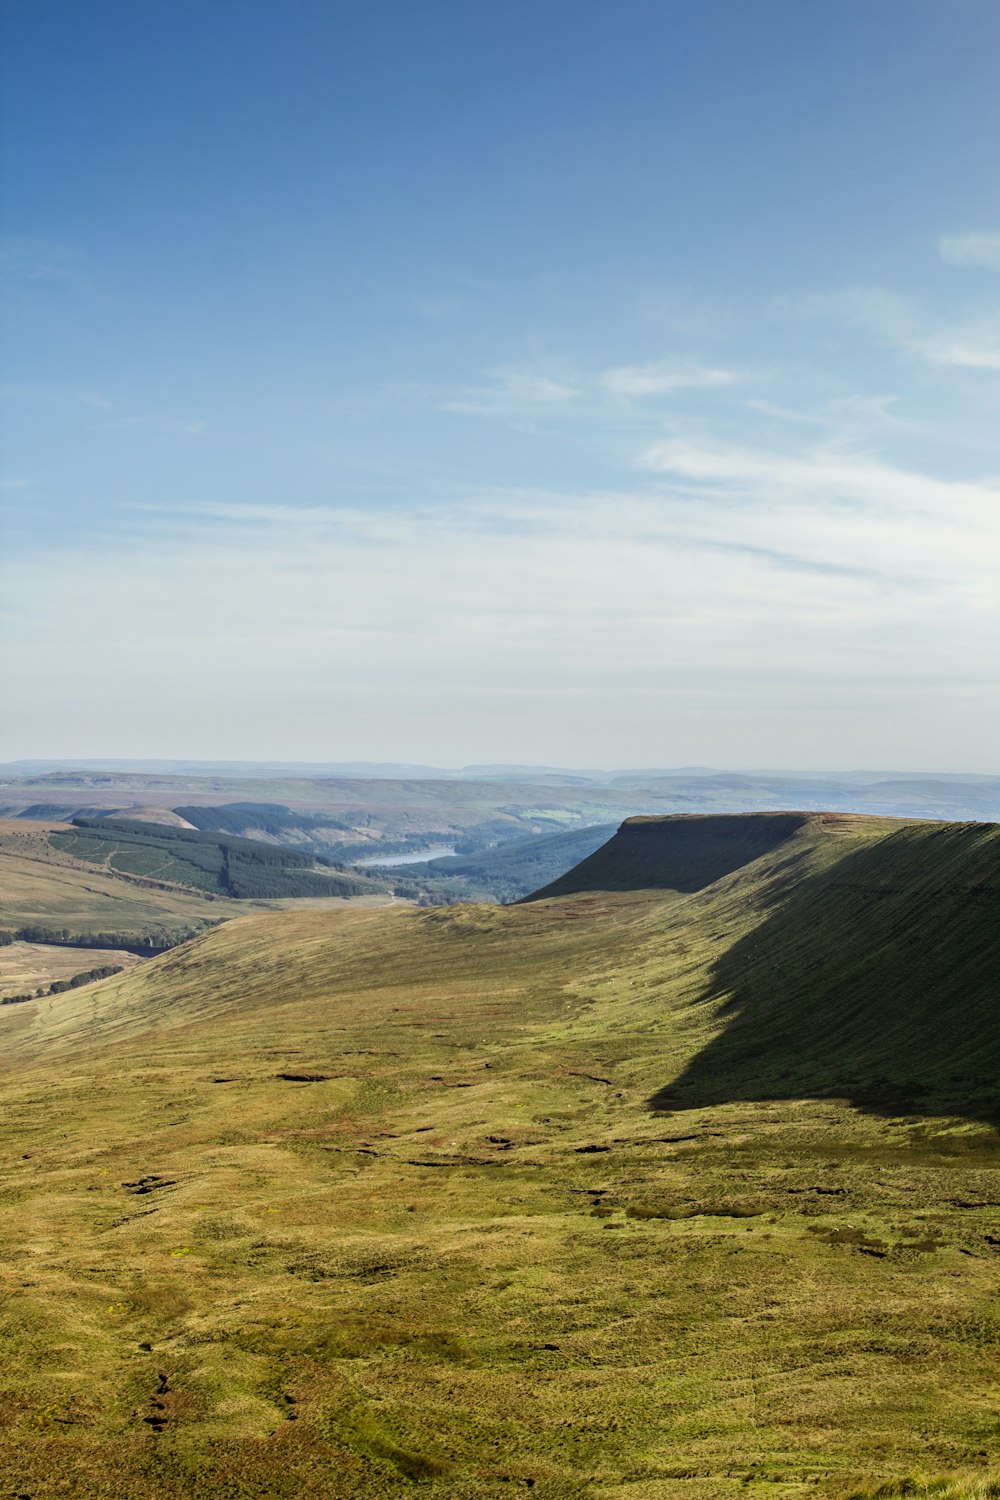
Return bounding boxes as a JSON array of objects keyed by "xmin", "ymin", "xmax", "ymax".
[
  {"xmin": 649, "ymin": 823, "xmax": 1000, "ymax": 1127},
  {"xmin": 526, "ymin": 812, "xmax": 810, "ymax": 901}
]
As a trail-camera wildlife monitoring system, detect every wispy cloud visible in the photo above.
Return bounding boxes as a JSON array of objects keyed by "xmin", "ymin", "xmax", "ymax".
[
  {"xmin": 0, "ymin": 382, "xmax": 114, "ymax": 409},
  {"xmin": 443, "ymin": 357, "xmax": 746, "ymax": 420},
  {"xmin": 69, "ymin": 388, "xmax": 115, "ymax": 411},
  {"xmin": 938, "ymin": 232, "xmax": 1000, "ymax": 273},
  {"xmin": 441, "ymin": 364, "xmax": 579, "ymax": 415},
  {"xmin": 745, "ymin": 394, "xmax": 903, "ymax": 437},
  {"xmin": 4, "ymin": 441, "xmax": 997, "ymax": 765},
  {"xmin": 0, "ymin": 382, "xmax": 206, "ymax": 433},
  {"xmin": 0, "ymin": 237, "xmax": 86, "ymax": 292},
  {"xmin": 599, "ymin": 361, "xmax": 740, "ymax": 397},
  {"xmin": 914, "ymin": 322, "xmax": 1000, "ymax": 371},
  {"xmin": 777, "ymin": 284, "xmax": 1000, "ymax": 374},
  {"xmin": 642, "ymin": 433, "xmax": 1000, "ymax": 592}
]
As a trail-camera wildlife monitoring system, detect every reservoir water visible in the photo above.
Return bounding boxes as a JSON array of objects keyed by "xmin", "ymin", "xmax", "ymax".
[{"xmin": 354, "ymin": 845, "xmax": 457, "ymax": 868}]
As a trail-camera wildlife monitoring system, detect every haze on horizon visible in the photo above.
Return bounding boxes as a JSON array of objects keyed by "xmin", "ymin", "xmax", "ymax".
[{"xmin": 1, "ymin": 1, "xmax": 998, "ymax": 773}]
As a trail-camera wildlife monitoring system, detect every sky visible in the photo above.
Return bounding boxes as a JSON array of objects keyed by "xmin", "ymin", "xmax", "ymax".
[{"xmin": 1, "ymin": 0, "xmax": 998, "ymax": 770}]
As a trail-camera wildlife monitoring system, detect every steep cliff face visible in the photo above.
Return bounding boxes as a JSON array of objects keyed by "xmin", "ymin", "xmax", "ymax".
[
  {"xmin": 522, "ymin": 810, "xmax": 811, "ymax": 898},
  {"xmin": 651, "ymin": 817, "xmax": 1000, "ymax": 1123}
]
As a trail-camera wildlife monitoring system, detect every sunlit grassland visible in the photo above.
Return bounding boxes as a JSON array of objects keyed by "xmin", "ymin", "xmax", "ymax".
[
  {"xmin": 0, "ymin": 821, "xmax": 250, "ymax": 934},
  {"xmin": 0, "ymin": 940, "xmax": 143, "ymax": 999},
  {"xmin": 0, "ymin": 824, "xmax": 395, "ymax": 990},
  {"xmin": 0, "ymin": 814, "xmax": 997, "ymax": 1497}
]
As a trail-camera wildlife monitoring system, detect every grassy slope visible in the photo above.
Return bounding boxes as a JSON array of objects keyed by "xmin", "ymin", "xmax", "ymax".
[
  {"xmin": 525, "ymin": 811, "xmax": 813, "ymax": 898},
  {"xmin": 0, "ymin": 821, "xmax": 250, "ymax": 937},
  {"xmin": 51, "ymin": 820, "xmax": 388, "ymax": 901},
  {"xmin": 0, "ymin": 941, "xmax": 143, "ymax": 1000},
  {"xmin": 0, "ymin": 823, "xmax": 392, "ymax": 998},
  {"xmin": 0, "ymin": 814, "xmax": 997, "ymax": 1497}
]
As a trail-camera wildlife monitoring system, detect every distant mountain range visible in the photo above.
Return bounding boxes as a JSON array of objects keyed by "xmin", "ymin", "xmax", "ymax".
[
  {"xmin": 2, "ymin": 764, "xmax": 997, "ymax": 826},
  {"xmin": 2, "ymin": 759, "xmax": 997, "ymax": 784}
]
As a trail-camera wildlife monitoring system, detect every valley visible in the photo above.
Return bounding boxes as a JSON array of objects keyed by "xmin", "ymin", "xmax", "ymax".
[{"xmin": 0, "ymin": 812, "xmax": 996, "ymax": 1497}]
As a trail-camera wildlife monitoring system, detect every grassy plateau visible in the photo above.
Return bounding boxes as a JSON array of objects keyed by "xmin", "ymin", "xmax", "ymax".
[{"xmin": 0, "ymin": 812, "xmax": 997, "ymax": 1498}]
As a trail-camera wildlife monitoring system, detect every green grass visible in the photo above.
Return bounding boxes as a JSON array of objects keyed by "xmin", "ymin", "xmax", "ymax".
[
  {"xmin": 0, "ymin": 821, "xmax": 395, "ymax": 967},
  {"xmin": 849, "ymin": 1479, "xmax": 1000, "ymax": 1499},
  {"xmin": 0, "ymin": 819, "xmax": 251, "ymax": 944},
  {"xmin": 0, "ymin": 940, "xmax": 142, "ymax": 1000},
  {"xmin": 0, "ymin": 812, "xmax": 997, "ymax": 1497}
]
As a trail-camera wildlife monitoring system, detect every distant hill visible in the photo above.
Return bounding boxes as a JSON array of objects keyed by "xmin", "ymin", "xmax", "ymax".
[
  {"xmin": 0, "ymin": 814, "xmax": 391, "ymax": 961},
  {"xmin": 0, "ymin": 818, "xmax": 250, "ymax": 948},
  {"xmin": 1, "ymin": 767, "xmax": 996, "ymax": 834},
  {"xmin": 51, "ymin": 818, "xmax": 386, "ymax": 901},
  {"xmin": 374, "ymin": 821, "xmax": 620, "ymax": 903},
  {"xmin": 523, "ymin": 811, "xmax": 810, "ymax": 899}
]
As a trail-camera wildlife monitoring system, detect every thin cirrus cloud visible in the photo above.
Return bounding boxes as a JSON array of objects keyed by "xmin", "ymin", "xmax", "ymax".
[
  {"xmin": 4, "ymin": 416, "xmax": 998, "ymax": 765},
  {"xmin": 776, "ymin": 283, "xmax": 1000, "ymax": 374},
  {"xmin": 641, "ymin": 435, "xmax": 1000, "ymax": 597},
  {"xmin": 9, "ymin": 409, "xmax": 997, "ymax": 684},
  {"xmin": 442, "ymin": 359, "xmax": 742, "ymax": 417},
  {"xmin": 913, "ymin": 322, "xmax": 1000, "ymax": 371},
  {"xmin": 937, "ymin": 232, "xmax": 1000, "ymax": 273},
  {"xmin": 441, "ymin": 365, "xmax": 580, "ymax": 415},
  {"xmin": 4, "ymin": 484, "xmax": 989, "ymax": 686},
  {"xmin": 101, "ymin": 414, "xmax": 208, "ymax": 434},
  {"xmin": 0, "ymin": 235, "xmax": 86, "ymax": 290},
  {"xmin": 4, "ymin": 238, "xmax": 998, "ymax": 763},
  {"xmin": 0, "ymin": 382, "xmax": 207, "ymax": 429},
  {"xmin": 599, "ymin": 362, "xmax": 741, "ymax": 397}
]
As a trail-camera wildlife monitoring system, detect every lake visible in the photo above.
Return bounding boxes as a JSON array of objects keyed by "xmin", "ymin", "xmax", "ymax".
[{"xmin": 354, "ymin": 846, "xmax": 457, "ymax": 868}]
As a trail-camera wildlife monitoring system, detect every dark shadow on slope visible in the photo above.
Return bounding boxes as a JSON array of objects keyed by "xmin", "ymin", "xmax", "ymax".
[
  {"xmin": 523, "ymin": 812, "xmax": 810, "ymax": 900},
  {"xmin": 650, "ymin": 822, "xmax": 1000, "ymax": 1127}
]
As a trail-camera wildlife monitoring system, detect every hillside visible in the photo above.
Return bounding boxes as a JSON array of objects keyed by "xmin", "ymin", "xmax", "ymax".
[
  {"xmin": 0, "ymin": 819, "xmax": 391, "ymax": 996},
  {"xmin": 0, "ymin": 813, "xmax": 997, "ymax": 1497},
  {"xmin": 0, "ymin": 938, "xmax": 143, "ymax": 1002},
  {"xmin": 0, "ymin": 819, "xmax": 250, "ymax": 944},
  {"xmin": 524, "ymin": 810, "xmax": 813, "ymax": 898},
  {"xmin": 51, "ymin": 818, "xmax": 386, "ymax": 901}
]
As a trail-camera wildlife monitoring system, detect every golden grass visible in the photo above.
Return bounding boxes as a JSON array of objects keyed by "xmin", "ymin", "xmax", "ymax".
[
  {"xmin": 0, "ymin": 820, "xmax": 395, "ymax": 947},
  {"xmin": 0, "ymin": 940, "xmax": 143, "ymax": 999},
  {"xmin": 0, "ymin": 820, "xmax": 248, "ymax": 934},
  {"xmin": 0, "ymin": 816, "xmax": 997, "ymax": 1497}
]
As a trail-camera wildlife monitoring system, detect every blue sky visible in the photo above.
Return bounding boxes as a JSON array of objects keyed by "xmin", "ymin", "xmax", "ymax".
[{"xmin": 2, "ymin": 0, "xmax": 998, "ymax": 768}]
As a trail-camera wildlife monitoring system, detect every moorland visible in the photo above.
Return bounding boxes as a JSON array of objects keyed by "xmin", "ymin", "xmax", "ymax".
[{"xmin": 0, "ymin": 810, "xmax": 997, "ymax": 1498}]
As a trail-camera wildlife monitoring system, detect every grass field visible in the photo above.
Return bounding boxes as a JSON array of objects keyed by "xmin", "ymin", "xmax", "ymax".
[
  {"xmin": 0, "ymin": 821, "xmax": 249, "ymax": 938},
  {"xmin": 0, "ymin": 940, "xmax": 143, "ymax": 1000},
  {"xmin": 0, "ymin": 822, "xmax": 397, "ymax": 999},
  {"xmin": 0, "ymin": 813, "xmax": 996, "ymax": 1497}
]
